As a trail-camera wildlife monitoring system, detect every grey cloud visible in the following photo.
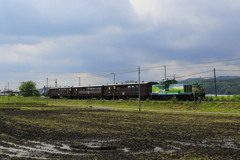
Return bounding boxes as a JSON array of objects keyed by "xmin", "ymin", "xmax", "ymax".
[
  {"xmin": 1, "ymin": 0, "xmax": 240, "ymax": 89},
  {"xmin": 0, "ymin": 0, "xmax": 136, "ymax": 36}
]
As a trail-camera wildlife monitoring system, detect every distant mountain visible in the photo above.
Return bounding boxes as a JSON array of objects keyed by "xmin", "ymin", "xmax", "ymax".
[
  {"xmin": 180, "ymin": 76, "xmax": 240, "ymax": 82},
  {"xmin": 216, "ymin": 76, "xmax": 240, "ymax": 79},
  {"xmin": 180, "ymin": 78, "xmax": 202, "ymax": 82},
  {"xmin": 180, "ymin": 76, "xmax": 240, "ymax": 95}
]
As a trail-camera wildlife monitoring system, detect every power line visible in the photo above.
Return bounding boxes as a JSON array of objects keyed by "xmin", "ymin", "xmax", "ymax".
[
  {"xmin": 168, "ymin": 57, "xmax": 240, "ymax": 66},
  {"xmin": 217, "ymin": 70, "xmax": 240, "ymax": 72},
  {"xmin": 175, "ymin": 70, "xmax": 212, "ymax": 79},
  {"xmin": 140, "ymin": 57, "xmax": 240, "ymax": 71}
]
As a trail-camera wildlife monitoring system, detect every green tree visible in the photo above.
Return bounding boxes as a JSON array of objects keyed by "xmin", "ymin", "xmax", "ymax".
[
  {"xmin": 8, "ymin": 93, "xmax": 16, "ymax": 97},
  {"xmin": 19, "ymin": 81, "xmax": 40, "ymax": 97}
]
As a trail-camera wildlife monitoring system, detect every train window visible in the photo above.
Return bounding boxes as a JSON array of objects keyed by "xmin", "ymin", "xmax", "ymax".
[{"xmin": 109, "ymin": 87, "xmax": 111, "ymax": 90}]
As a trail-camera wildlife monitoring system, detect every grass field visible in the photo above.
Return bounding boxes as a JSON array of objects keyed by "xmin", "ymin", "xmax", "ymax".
[
  {"xmin": 0, "ymin": 105, "xmax": 239, "ymax": 159},
  {"xmin": 1, "ymin": 96, "xmax": 240, "ymax": 113}
]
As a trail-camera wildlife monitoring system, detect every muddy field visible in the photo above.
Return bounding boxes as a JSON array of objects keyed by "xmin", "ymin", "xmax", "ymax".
[{"xmin": 0, "ymin": 106, "xmax": 239, "ymax": 159}]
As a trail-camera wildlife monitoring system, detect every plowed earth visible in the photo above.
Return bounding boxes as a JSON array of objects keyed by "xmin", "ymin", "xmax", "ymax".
[{"xmin": 0, "ymin": 107, "xmax": 239, "ymax": 159}]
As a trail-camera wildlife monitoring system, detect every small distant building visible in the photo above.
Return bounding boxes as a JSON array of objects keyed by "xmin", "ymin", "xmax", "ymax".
[
  {"xmin": 0, "ymin": 90, "xmax": 19, "ymax": 96},
  {"xmin": 38, "ymin": 86, "xmax": 50, "ymax": 96}
]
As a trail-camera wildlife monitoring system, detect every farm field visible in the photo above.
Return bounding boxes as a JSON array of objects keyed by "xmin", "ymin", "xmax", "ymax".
[{"xmin": 0, "ymin": 106, "xmax": 239, "ymax": 159}]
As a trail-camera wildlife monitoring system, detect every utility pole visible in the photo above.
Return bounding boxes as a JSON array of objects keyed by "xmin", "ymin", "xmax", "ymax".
[
  {"xmin": 79, "ymin": 77, "xmax": 81, "ymax": 86},
  {"xmin": 8, "ymin": 82, "xmax": 9, "ymax": 102},
  {"xmin": 110, "ymin": 73, "xmax": 115, "ymax": 84},
  {"xmin": 55, "ymin": 79, "xmax": 57, "ymax": 87},
  {"xmin": 110, "ymin": 73, "xmax": 115, "ymax": 100},
  {"xmin": 214, "ymin": 68, "xmax": 217, "ymax": 97},
  {"xmin": 47, "ymin": 78, "xmax": 48, "ymax": 105},
  {"xmin": 164, "ymin": 65, "xmax": 166, "ymax": 80},
  {"xmin": 138, "ymin": 66, "xmax": 141, "ymax": 111}
]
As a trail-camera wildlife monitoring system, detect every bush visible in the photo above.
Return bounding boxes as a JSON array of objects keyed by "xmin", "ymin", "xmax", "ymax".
[
  {"xmin": 8, "ymin": 93, "xmax": 16, "ymax": 97},
  {"xmin": 171, "ymin": 96, "xmax": 178, "ymax": 105}
]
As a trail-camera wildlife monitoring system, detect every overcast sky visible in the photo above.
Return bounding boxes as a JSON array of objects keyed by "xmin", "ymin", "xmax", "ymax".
[{"xmin": 1, "ymin": 0, "xmax": 240, "ymax": 90}]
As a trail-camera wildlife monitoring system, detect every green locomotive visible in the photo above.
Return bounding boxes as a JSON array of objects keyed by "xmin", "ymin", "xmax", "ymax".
[{"xmin": 151, "ymin": 79, "xmax": 205, "ymax": 100}]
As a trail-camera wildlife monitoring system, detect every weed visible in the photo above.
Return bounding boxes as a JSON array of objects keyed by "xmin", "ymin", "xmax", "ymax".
[{"xmin": 171, "ymin": 96, "xmax": 178, "ymax": 105}]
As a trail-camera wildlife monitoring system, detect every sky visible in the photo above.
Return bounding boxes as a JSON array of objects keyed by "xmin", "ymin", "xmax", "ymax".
[{"xmin": 1, "ymin": 0, "xmax": 240, "ymax": 90}]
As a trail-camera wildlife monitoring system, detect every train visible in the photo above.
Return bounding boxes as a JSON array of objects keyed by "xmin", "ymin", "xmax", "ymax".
[{"xmin": 48, "ymin": 79, "xmax": 205, "ymax": 100}]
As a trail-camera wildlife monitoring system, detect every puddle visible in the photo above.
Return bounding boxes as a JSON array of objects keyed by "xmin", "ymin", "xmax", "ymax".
[
  {"xmin": 0, "ymin": 145, "xmax": 45, "ymax": 159},
  {"xmin": 1, "ymin": 137, "xmax": 239, "ymax": 159},
  {"xmin": 170, "ymin": 138, "xmax": 240, "ymax": 150},
  {"xmin": 60, "ymin": 144, "xmax": 71, "ymax": 150},
  {"xmin": 123, "ymin": 147, "xmax": 130, "ymax": 153},
  {"xmin": 201, "ymin": 138, "xmax": 240, "ymax": 150},
  {"xmin": 154, "ymin": 147, "xmax": 164, "ymax": 152},
  {"xmin": 0, "ymin": 138, "xmax": 123, "ymax": 159},
  {"xmin": 0, "ymin": 140, "xmax": 86, "ymax": 159},
  {"xmin": 70, "ymin": 139, "xmax": 120, "ymax": 152}
]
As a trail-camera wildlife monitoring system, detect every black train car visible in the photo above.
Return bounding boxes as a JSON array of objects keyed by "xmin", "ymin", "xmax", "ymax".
[
  {"xmin": 71, "ymin": 85, "xmax": 103, "ymax": 99},
  {"xmin": 102, "ymin": 82, "xmax": 158, "ymax": 100},
  {"xmin": 48, "ymin": 87, "xmax": 72, "ymax": 99}
]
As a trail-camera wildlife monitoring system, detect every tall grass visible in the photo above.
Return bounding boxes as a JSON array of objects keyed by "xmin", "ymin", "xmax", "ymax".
[
  {"xmin": 0, "ymin": 96, "xmax": 46, "ymax": 106},
  {"xmin": 205, "ymin": 95, "xmax": 240, "ymax": 101}
]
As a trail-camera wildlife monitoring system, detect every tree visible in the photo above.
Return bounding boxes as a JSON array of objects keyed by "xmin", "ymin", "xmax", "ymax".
[
  {"xmin": 19, "ymin": 81, "xmax": 40, "ymax": 97},
  {"xmin": 8, "ymin": 93, "xmax": 16, "ymax": 97}
]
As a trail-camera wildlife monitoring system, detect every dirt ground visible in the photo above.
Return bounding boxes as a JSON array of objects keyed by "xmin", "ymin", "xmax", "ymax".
[{"xmin": 0, "ymin": 106, "xmax": 239, "ymax": 159}]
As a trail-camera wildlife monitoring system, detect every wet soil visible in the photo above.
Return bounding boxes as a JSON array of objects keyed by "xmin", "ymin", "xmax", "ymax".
[{"xmin": 0, "ymin": 107, "xmax": 239, "ymax": 159}]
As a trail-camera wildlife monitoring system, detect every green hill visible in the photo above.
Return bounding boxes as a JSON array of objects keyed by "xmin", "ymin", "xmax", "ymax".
[{"xmin": 181, "ymin": 77, "xmax": 240, "ymax": 95}]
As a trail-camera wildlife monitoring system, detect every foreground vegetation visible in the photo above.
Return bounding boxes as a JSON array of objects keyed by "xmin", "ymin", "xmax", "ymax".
[{"xmin": 0, "ymin": 106, "xmax": 239, "ymax": 159}]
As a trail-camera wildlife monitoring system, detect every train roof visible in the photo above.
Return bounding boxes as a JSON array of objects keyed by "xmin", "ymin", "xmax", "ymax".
[
  {"xmin": 103, "ymin": 81, "xmax": 158, "ymax": 86},
  {"xmin": 49, "ymin": 86, "xmax": 71, "ymax": 89},
  {"xmin": 49, "ymin": 81, "xmax": 158, "ymax": 89}
]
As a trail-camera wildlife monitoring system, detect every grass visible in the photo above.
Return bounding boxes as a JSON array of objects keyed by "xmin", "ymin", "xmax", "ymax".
[
  {"xmin": 0, "ymin": 96, "xmax": 239, "ymax": 113},
  {"xmin": 205, "ymin": 95, "xmax": 240, "ymax": 101}
]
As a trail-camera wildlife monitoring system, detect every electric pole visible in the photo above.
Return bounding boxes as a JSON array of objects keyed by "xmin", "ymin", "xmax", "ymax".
[
  {"xmin": 8, "ymin": 82, "xmax": 9, "ymax": 102},
  {"xmin": 110, "ymin": 73, "xmax": 115, "ymax": 84},
  {"xmin": 47, "ymin": 78, "xmax": 49, "ymax": 105},
  {"xmin": 79, "ymin": 77, "xmax": 81, "ymax": 86},
  {"xmin": 214, "ymin": 68, "xmax": 217, "ymax": 97},
  {"xmin": 138, "ymin": 66, "xmax": 141, "ymax": 111},
  {"xmin": 164, "ymin": 65, "xmax": 166, "ymax": 80},
  {"xmin": 110, "ymin": 73, "xmax": 115, "ymax": 100},
  {"xmin": 55, "ymin": 79, "xmax": 57, "ymax": 87}
]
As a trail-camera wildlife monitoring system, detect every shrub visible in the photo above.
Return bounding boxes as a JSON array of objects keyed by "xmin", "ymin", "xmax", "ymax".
[
  {"xmin": 171, "ymin": 96, "xmax": 178, "ymax": 105},
  {"xmin": 8, "ymin": 93, "xmax": 16, "ymax": 97}
]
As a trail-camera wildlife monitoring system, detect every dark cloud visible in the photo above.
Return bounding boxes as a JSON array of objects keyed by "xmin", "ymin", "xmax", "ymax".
[{"xmin": 1, "ymin": 0, "xmax": 240, "ymax": 89}]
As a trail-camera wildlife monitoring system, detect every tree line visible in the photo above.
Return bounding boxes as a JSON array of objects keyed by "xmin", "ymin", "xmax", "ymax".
[{"xmin": 184, "ymin": 78, "xmax": 240, "ymax": 95}]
